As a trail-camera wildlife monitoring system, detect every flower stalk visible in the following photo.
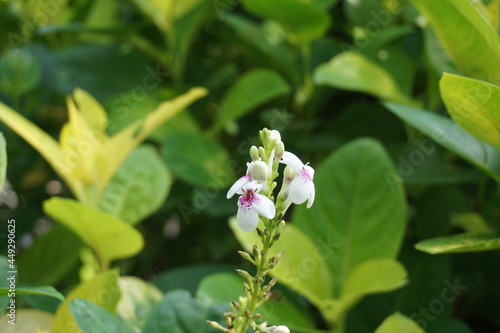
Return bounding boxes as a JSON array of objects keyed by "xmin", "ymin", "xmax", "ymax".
[{"xmin": 211, "ymin": 128, "xmax": 315, "ymax": 333}]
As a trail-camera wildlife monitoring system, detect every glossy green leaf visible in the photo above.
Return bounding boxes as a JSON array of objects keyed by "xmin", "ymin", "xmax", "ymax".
[
  {"xmin": 230, "ymin": 218, "xmax": 333, "ymax": 307},
  {"xmin": 415, "ymin": 233, "xmax": 500, "ymax": 254},
  {"xmin": 324, "ymin": 259, "xmax": 407, "ymax": 323},
  {"xmin": 314, "ymin": 52, "xmax": 409, "ymax": 103},
  {"xmin": 411, "ymin": 0, "xmax": 500, "ymax": 85},
  {"xmin": 374, "ymin": 312, "xmax": 425, "ymax": 333},
  {"xmin": 161, "ymin": 131, "xmax": 231, "ymax": 188},
  {"xmin": 116, "ymin": 277, "xmax": 163, "ymax": 331},
  {"xmin": 384, "ymin": 102, "xmax": 500, "ymax": 182},
  {"xmin": 292, "ymin": 138, "xmax": 407, "ymax": 297},
  {"xmin": 215, "ymin": 69, "xmax": 291, "ymax": 130},
  {"xmin": 44, "ymin": 197, "xmax": 144, "ymax": 265},
  {"xmin": 53, "ymin": 270, "xmax": 121, "ymax": 333},
  {"xmin": 70, "ymin": 298, "xmax": 135, "ymax": 333},
  {"xmin": 142, "ymin": 289, "xmax": 219, "ymax": 333},
  {"xmin": 242, "ymin": 0, "xmax": 331, "ymax": 43},
  {"xmin": 440, "ymin": 73, "xmax": 500, "ymax": 148},
  {"xmin": 100, "ymin": 146, "xmax": 172, "ymax": 225},
  {"xmin": 0, "ymin": 133, "xmax": 5, "ymax": 191},
  {"xmin": 197, "ymin": 273, "xmax": 316, "ymax": 330},
  {"xmin": 0, "ymin": 286, "xmax": 64, "ymax": 301}
]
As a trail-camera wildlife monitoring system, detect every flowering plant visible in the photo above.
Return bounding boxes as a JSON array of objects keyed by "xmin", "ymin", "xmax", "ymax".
[{"xmin": 209, "ymin": 128, "xmax": 315, "ymax": 333}]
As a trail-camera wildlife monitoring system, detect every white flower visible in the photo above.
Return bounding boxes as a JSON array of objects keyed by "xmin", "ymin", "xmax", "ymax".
[
  {"xmin": 262, "ymin": 325, "xmax": 290, "ymax": 333},
  {"xmin": 280, "ymin": 151, "xmax": 315, "ymax": 208},
  {"xmin": 236, "ymin": 181, "xmax": 276, "ymax": 231},
  {"xmin": 227, "ymin": 162, "xmax": 255, "ymax": 199}
]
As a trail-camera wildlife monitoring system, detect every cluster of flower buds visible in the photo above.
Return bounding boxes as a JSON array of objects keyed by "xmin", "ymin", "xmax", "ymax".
[{"xmin": 227, "ymin": 129, "xmax": 315, "ymax": 232}]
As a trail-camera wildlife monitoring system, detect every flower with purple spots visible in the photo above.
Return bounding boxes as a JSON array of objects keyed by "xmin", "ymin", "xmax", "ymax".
[
  {"xmin": 280, "ymin": 151, "xmax": 315, "ymax": 209},
  {"xmin": 235, "ymin": 181, "xmax": 276, "ymax": 231}
]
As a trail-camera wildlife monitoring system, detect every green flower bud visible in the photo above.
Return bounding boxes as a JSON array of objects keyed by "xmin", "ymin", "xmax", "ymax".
[{"xmin": 250, "ymin": 145, "xmax": 259, "ymax": 161}]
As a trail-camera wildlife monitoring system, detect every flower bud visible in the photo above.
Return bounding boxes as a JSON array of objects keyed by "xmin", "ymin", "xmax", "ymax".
[
  {"xmin": 269, "ymin": 129, "xmax": 281, "ymax": 143},
  {"xmin": 251, "ymin": 160, "xmax": 269, "ymax": 181},
  {"xmin": 284, "ymin": 165, "xmax": 296, "ymax": 179},
  {"xmin": 250, "ymin": 145, "xmax": 259, "ymax": 161},
  {"xmin": 275, "ymin": 141, "xmax": 285, "ymax": 159},
  {"xmin": 258, "ymin": 146, "xmax": 266, "ymax": 161}
]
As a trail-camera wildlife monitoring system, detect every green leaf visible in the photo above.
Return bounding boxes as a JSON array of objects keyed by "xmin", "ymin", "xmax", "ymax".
[
  {"xmin": 69, "ymin": 298, "xmax": 135, "ymax": 333},
  {"xmin": 242, "ymin": 0, "xmax": 331, "ymax": 43},
  {"xmin": 0, "ymin": 286, "xmax": 64, "ymax": 302},
  {"xmin": 100, "ymin": 145, "xmax": 172, "ymax": 225},
  {"xmin": 374, "ymin": 312, "xmax": 425, "ymax": 333},
  {"xmin": 17, "ymin": 224, "xmax": 83, "ymax": 286},
  {"xmin": 440, "ymin": 73, "xmax": 500, "ymax": 148},
  {"xmin": 292, "ymin": 138, "xmax": 407, "ymax": 297},
  {"xmin": 0, "ymin": 48, "xmax": 42, "ymax": 95},
  {"xmin": 411, "ymin": 0, "xmax": 500, "ymax": 85},
  {"xmin": 142, "ymin": 289, "xmax": 218, "ymax": 333},
  {"xmin": 161, "ymin": 131, "xmax": 231, "ymax": 188},
  {"xmin": 224, "ymin": 15, "xmax": 298, "ymax": 84},
  {"xmin": 116, "ymin": 277, "xmax": 163, "ymax": 331},
  {"xmin": 324, "ymin": 259, "xmax": 407, "ymax": 323},
  {"xmin": 415, "ymin": 233, "xmax": 500, "ymax": 254},
  {"xmin": 230, "ymin": 218, "xmax": 333, "ymax": 307},
  {"xmin": 53, "ymin": 270, "xmax": 121, "ymax": 333},
  {"xmin": 44, "ymin": 197, "xmax": 144, "ymax": 265},
  {"xmin": 197, "ymin": 273, "xmax": 316, "ymax": 330},
  {"xmin": 384, "ymin": 102, "xmax": 500, "ymax": 182},
  {"xmin": 0, "ymin": 133, "xmax": 5, "ymax": 191},
  {"xmin": 215, "ymin": 69, "xmax": 291, "ymax": 130},
  {"xmin": 314, "ymin": 52, "xmax": 409, "ymax": 103}
]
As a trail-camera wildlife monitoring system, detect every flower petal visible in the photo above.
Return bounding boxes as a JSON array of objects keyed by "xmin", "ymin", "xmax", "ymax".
[
  {"xmin": 227, "ymin": 175, "xmax": 250, "ymax": 199},
  {"xmin": 252, "ymin": 194, "xmax": 276, "ymax": 219},
  {"xmin": 280, "ymin": 151, "xmax": 304, "ymax": 174},
  {"xmin": 288, "ymin": 174, "xmax": 314, "ymax": 205},
  {"xmin": 306, "ymin": 181, "xmax": 315, "ymax": 208},
  {"xmin": 237, "ymin": 205, "xmax": 259, "ymax": 231}
]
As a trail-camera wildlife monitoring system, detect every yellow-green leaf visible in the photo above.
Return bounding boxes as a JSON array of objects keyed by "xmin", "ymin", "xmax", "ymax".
[
  {"xmin": 440, "ymin": 73, "xmax": 500, "ymax": 148},
  {"xmin": 412, "ymin": 0, "xmax": 500, "ymax": 85},
  {"xmin": 116, "ymin": 277, "xmax": 163, "ymax": 331},
  {"xmin": 0, "ymin": 309, "xmax": 53, "ymax": 332},
  {"xmin": 0, "ymin": 102, "xmax": 78, "ymax": 191},
  {"xmin": 415, "ymin": 233, "xmax": 500, "ymax": 254},
  {"xmin": 375, "ymin": 312, "xmax": 425, "ymax": 333},
  {"xmin": 136, "ymin": 87, "xmax": 208, "ymax": 142},
  {"xmin": 73, "ymin": 88, "xmax": 108, "ymax": 138},
  {"xmin": 314, "ymin": 52, "xmax": 410, "ymax": 104},
  {"xmin": 44, "ymin": 197, "xmax": 144, "ymax": 265},
  {"xmin": 324, "ymin": 259, "xmax": 407, "ymax": 323},
  {"xmin": 52, "ymin": 270, "xmax": 121, "ymax": 333}
]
